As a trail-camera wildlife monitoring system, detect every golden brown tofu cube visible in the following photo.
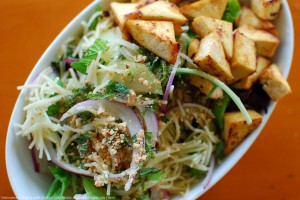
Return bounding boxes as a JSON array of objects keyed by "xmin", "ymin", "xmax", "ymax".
[
  {"xmin": 129, "ymin": 1, "xmax": 187, "ymax": 25},
  {"xmin": 187, "ymin": 76, "xmax": 224, "ymax": 99},
  {"xmin": 231, "ymin": 56, "xmax": 270, "ymax": 89},
  {"xmin": 223, "ymin": 110, "xmax": 262, "ymax": 155},
  {"xmin": 180, "ymin": 0, "xmax": 228, "ymax": 20},
  {"xmin": 193, "ymin": 32, "xmax": 233, "ymax": 83},
  {"xmin": 187, "ymin": 38, "xmax": 200, "ymax": 58},
  {"xmin": 111, "ymin": 2, "xmax": 138, "ymax": 40},
  {"xmin": 251, "ymin": 0, "xmax": 282, "ymax": 20},
  {"xmin": 237, "ymin": 25, "xmax": 280, "ymax": 58},
  {"xmin": 192, "ymin": 16, "xmax": 233, "ymax": 59},
  {"xmin": 236, "ymin": 6, "xmax": 278, "ymax": 36},
  {"xmin": 259, "ymin": 64, "xmax": 291, "ymax": 101},
  {"xmin": 127, "ymin": 20, "xmax": 179, "ymax": 64},
  {"xmin": 231, "ymin": 31, "xmax": 256, "ymax": 82}
]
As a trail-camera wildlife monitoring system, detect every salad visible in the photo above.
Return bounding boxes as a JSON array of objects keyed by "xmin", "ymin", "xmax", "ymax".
[{"xmin": 15, "ymin": 0, "xmax": 291, "ymax": 199}]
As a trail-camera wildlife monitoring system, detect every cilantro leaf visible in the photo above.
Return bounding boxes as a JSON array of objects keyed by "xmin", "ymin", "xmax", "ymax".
[
  {"xmin": 222, "ymin": 0, "xmax": 241, "ymax": 23},
  {"xmin": 71, "ymin": 38, "xmax": 109, "ymax": 74},
  {"xmin": 138, "ymin": 168, "xmax": 166, "ymax": 181}
]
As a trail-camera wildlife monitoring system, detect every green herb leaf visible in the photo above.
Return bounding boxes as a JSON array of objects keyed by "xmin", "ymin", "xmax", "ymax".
[
  {"xmin": 71, "ymin": 38, "xmax": 109, "ymax": 74},
  {"xmin": 105, "ymin": 80, "xmax": 130, "ymax": 94},
  {"xmin": 138, "ymin": 168, "xmax": 161, "ymax": 176},
  {"xmin": 88, "ymin": 5, "xmax": 102, "ymax": 31},
  {"xmin": 83, "ymin": 177, "xmax": 106, "ymax": 198},
  {"xmin": 212, "ymin": 93, "xmax": 231, "ymax": 131},
  {"xmin": 46, "ymin": 102, "xmax": 61, "ymax": 117},
  {"xmin": 222, "ymin": 0, "xmax": 241, "ymax": 23},
  {"xmin": 189, "ymin": 168, "xmax": 206, "ymax": 175},
  {"xmin": 46, "ymin": 166, "xmax": 72, "ymax": 198},
  {"xmin": 76, "ymin": 133, "xmax": 93, "ymax": 155},
  {"xmin": 215, "ymin": 141, "xmax": 225, "ymax": 158}
]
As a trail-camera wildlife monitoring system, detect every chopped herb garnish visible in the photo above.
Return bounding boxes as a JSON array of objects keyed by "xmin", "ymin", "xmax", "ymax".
[{"xmin": 71, "ymin": 38, "xmax": 109, "ymax": 74}]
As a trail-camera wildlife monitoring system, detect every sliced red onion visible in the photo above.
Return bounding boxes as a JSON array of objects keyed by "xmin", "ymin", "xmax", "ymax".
[
  {"xmin": 60, "ymin": 100, "xmax": 142, "ymax": 137},
  {"xmin": 201, "ymin": 155, "xmax": 215, "ymax": 189},
  {"xmin": 51, "ymin": 100, "xmax": 145, "ymax": 191},
  {"xmin": 64, "ymin": 58, "xmax": 78, "ymax": 67},
  {"xmin": 137, "ymin": 106, "xmax": 159, "ymax": 146},
  {"xmin": 45, "ymin": 140, "xmax": 94, "ymax": 177},
  {"xmin": 31, "ymin": 145, "xmax": 40, "ymax": 173},
  {"xmin": 150, "ymin": 188, "xmax": 170, "ymax": 200},
  {"xmin": 161, "ymin": 53, "xmax": 181, "ymax": 112}
]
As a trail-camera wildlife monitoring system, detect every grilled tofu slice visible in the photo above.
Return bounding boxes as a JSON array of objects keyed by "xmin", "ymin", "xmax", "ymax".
[
  {"xmin": 187, "ymin": 38, "xmax": 200, "ymax": 58},
  {"xmin": 231, "ymin": 56, "xmax": 270, "ymax": 89},
  {"xmin": 180, "ymin": 0, "xmax": 228, "ymax": 20},
  {"xmin": 231, "ymin": 31, "xmax": 256, "ymax": 82},
  {"xmin": 187, "ymin": 76, "xmax": 224, "ymax": 99},
  {"xmin": 251, "ymin": 0, "xmax": 282, "ymax": 20},
  {"xmin": 237, "ymin": 25, "xmax": 279, "ymax": 58},
  {"xmin": 193, "ymin": 32, "xmax": 233, "ymax": 83},
  {"xmin": 127, "ymin": 1, "xmax": 187, "ymax": 25},
  {"xmin": 111, "ymin": 2, "xmax": 138, "ymax": 40},
  {"xmin": 223, "ymin": 110, "xmax": 262, "ymax": 155},
  {"xmin": 259, "ymin": 64, "xmax": 291, "ymax": 101},
  {"xmin": 236, "ymin": 6, "xmax": 278, "ymax": 36},
  {"xmin": 192, "ymin": 16, "xmax": 233, "ymax": 59},
  {"xmin": 127, "ymin": 20, "xmax": 179, "ymax": 64}
]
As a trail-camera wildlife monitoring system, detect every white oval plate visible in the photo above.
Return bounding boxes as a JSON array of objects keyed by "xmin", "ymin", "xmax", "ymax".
[{"xmin": 6, "ymin": 0, "xmax": 294, "ymax": 199}]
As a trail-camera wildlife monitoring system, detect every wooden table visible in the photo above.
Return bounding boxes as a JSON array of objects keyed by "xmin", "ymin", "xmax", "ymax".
[{"xmin": 1, "ymin": 0, "xmax": 299, "ymax": 199}]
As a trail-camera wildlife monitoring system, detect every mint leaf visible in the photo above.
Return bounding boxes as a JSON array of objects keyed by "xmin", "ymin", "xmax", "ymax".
[
  {"xmin": 71, "ymin": 38, "xmax": 109, "ymax": 74},
  {"xmin": 222, "ymin": 0, "xmax": 241, "ymax": 23},
  {"xmin": 47, "ymin": 166, "xmax": 71, "ymax": 198},
  {"xmin": 88, "ymin": 80, "xmax": 130, "ymax": 100},
  {"xmin": 105, "ymin": 80, "xmax": 130, "ymax": 94}
]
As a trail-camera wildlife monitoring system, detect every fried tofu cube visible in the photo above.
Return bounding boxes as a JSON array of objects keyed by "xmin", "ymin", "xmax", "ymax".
[
  {"xmin": 174, "ymin": 24, "xmax": 184, "ymax": 36},
  {"xmin": 187, "ymin": 76, "xmax": 224, "ymax": 99},
  {"xmin": 251, "ymin": 0, "xmax": 282, "ymax": 20},
  {"xmin": 192, "ymin": 16, "xmax": 233, "ymax": 59},
  {"xmin": 259, "ymin": 64, "xmax": 291, "ymax": 101},
  {"xmin": 231, "ymin": 31, "xmax": 256, "ymax": 82},
  {"xmin": 111, "ymin": 2, "xmax": 138, "ymax": 40},
  {"xmin": 223, "ymin": 110, "xmax": 262, "ymax": 155},
  {"xmin": 237, "ymin": 25, "xmax": 280, "ymax": 58},
  {"xmin": 180, "ymin": 0, "xmax": 228, "ymax": 20},
  {"xmin": 236, "ymin": 6, "xmax": 278, "ymax": 36},
  {"xmin": 231, "ymin": 56, "xmax": 270, "ymax": 89},
  {"xmin": 127, "ymin": 20, "xmax": 179, "ymax": 64},
  {"xmin": 187, "ymin": 38, "xmax": 200, "ymax": 58},
  {"xmin": 193, "ymin": 32, "xmax": 233, "ymax": 83},
  {"xmin": 128, "ymin": 1, "xmax": 187, "ymax": 25}
]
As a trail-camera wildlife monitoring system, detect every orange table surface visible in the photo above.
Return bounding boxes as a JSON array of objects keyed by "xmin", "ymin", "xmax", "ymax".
[{"xmin": 1, "ymin": 0, "xmax": 299, "ymax": 199}]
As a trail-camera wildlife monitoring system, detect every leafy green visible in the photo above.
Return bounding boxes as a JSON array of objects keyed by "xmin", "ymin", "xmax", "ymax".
[
  {"xmin": 222, "ymin": 0, "xmax": 241, "ymax": 23},
  {"xmin": 189, "ymin": 168, "xmax": 206, "ymax": 175},
  {"xmin": 212, "ymin": 93, "xmax": 231, "ymax": 131},
  {"xmin": 138, "ymin": 168, "xmax": 166, "ymax": 181},
  {"xmin": 176, "ymin": 68, "xmax": 252, "ymax": 125},
  {"xmin": 137, "ymin": 47, "xmax": 169, "ymax": 82},
  {"xmin": 88, "ymin": 80, "xmax": 130, "ymax": 100},
  {"xmin": 72, "ymin": 84, "xmax": 94, "ymax": 101},
  {"xmin": 88, "ymin": 5, "xmax": 102, "ymax": 31},
  {"xmin": 215, "ymin": 141, "xmax": 225, "ymax": 158},
  {"xmin": 144, "ymin": 131, "xmax": 156, "ymax": 158},
  {"xmin": 46, "ymin": 102, "xmax": 61, "ymax": 117},
  {"xmin": 105, "ymin": 80, "xmax": 130, "ymax": 94},
  {"xmin": 82, "ymin": 177, "xmax": 107, "ymax": 198},
  {"xmin": 141, "ymin": 103, "xmax": 159, "ymax": 116},
  {"xmin": 76, "ymin": 133, "xmax": 93, "ymax": 155},
  {"xmin": 77, "ymin": 111, "xmax": 95, "ymax": 124},
  {"xmin": 46, "ymin": 166, "xmax": 72, "ymax": 198},
  {"xmin": 71, "ymin": 38, "xmax": 109, "ymax": 74}
]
